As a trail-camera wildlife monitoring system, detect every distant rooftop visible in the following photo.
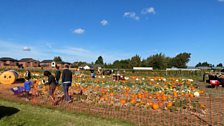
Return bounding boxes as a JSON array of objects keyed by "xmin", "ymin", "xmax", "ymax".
[
  {"xmin": 41, "ymin": 60, "xmax": 53, "ymax": 63},
  {"xmin": 0, "ymin": 57, "xmax": 17, "ymax": 62},
  {"xmin": 40, "ymin": 60, "xmax": 71, "ymax": 64},
  {"xmin": 19, "ymin": 58, "xmax": 39, "ymax": 62}
]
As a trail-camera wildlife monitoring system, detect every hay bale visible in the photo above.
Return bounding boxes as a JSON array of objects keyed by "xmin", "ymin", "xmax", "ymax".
[{"xmin": 0, "ymin": 70, "xmax": 19, "ymax": 85}]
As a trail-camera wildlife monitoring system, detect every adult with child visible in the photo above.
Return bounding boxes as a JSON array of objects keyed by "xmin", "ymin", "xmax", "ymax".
[
  {"xmin": 62, "ymin": 64, "xmax": 72, "ymax": 103},
  {"xmin": 44, "ymin": 70, "xmax": 57, "ymax": 102}
]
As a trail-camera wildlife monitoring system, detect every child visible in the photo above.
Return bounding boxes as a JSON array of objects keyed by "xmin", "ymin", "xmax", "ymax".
[
  {"xmin": 44, "ymin": 71, "xmax": 57, "ymax": 102},
  {"xmin": 24, "ymin": 77, "xmax": 32, "ymax": 101}
]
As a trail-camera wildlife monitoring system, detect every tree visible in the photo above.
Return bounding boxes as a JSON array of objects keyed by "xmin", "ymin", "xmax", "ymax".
[
  {"xmin": 104, "ymin": 63, "xmax": 114, "ymax": 68},
  {"xmin": 95, "ymin": 56, "xmax": 104, "ymax": 66},
  {"xmin": 53, "ymin": 56, "xmax": 62, "ymax": 62},
  {"xmin": 195, "ymin": 62, "xmax": 211, "ymax": 67},
  {"xmin": 113, "ymin": 59, "xmax": 131, "ymax": 69},
  {"xmin": 141, "ymin": 59, "xmax": 148, "ymax": 67},
  {"xmin": 146, "ymin": 53, "xmax": 168, "ymax": 70},
  {"xmin": 166, "ymin": 57, "xmax": 173, "ymax": 68},
  {"xmin": 171, "ymin": 53, "xmax": 191, "ymax": 68},
  {"xmin": 73, "ymin": 61, "xmax": 88, "ymax": 68},
  {"xmin": 217, "ymin": 63, "xmax": 223, "ymax": 67},
  {"xmin": 130, "ymin": 55, "xmax": 141, "ymax": 68},
  {"xmin": 195, "ymin": 62, "xmax": 202, "ymax": 67}
]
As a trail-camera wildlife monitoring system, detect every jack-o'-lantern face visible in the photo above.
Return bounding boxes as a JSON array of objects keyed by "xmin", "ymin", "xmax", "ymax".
[{"xmin": 0, "ymin": 71, "xmax": 16, "ymax": 85}]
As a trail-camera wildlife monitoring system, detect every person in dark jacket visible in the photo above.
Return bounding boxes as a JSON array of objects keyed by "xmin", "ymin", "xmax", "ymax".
[
  {"xmin": 25, "ymin": 70, "xmax": 31, "ymax": 80},
  {"xmin": 62, "ymin": 65, "xmax": 72, "ymax": 102},
  {"xmin": 44, "ymin": 71, "xmax": 57, "ymax": 101},
  {"xmin": 90, "ymin": 69, "xmax": 95, "ymax": 78},
  {"xmin": 55, "ymin": 65, "xmax": 61, "ymax": 85}
]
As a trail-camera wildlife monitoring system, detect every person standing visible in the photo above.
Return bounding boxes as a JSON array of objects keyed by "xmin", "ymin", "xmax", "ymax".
[
  {"xmin": 44, "ymin": 71, "xmax": 57, "ymax": 102},
  {"xmin": 24, "ymin": 77, "xmax": 32, "ymax": 101},
  {"xmin": 62, "ymin": 65, "xmax": 72, "ymax": 103},
  {"xmin": 90, "ymin": 69, "xmax": 95, "ymax": 78},
  {"xmin": 55, "ymin": 65, "xmax": 61, "ymax": 85},
  {"xmin": 25, "ymin": 70, "xmax": 31, "ymax": 80}
]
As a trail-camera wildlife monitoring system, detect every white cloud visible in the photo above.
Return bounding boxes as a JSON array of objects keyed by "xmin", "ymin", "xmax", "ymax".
[
  {"xmin": 23, "ymin": 46, "xmax": 31, "ymax": 51},
  {"xmin": 100, "ymin": 19, "xmax": 109, "ymax": 26},
  {"xmin": 0, "ymin": 39, "xmax": 136, "ymax": 63},
  {"xmin": 0, "ymin": 40, "xmax": 47, "ymax": 60},
  {"xmin": 123, "ymin": 12, "xmax": 140, "ymax": 20},
  {"xmin": 73, "ymin": 28, "xmax": 85, "ymax": 34},
  {"xmin": 141, "ymin": 7, "xmax": 156, "ymax": 15},
  {"xmin": 218, "ymin": 0, "xmax": 224, "ymax": 2}
]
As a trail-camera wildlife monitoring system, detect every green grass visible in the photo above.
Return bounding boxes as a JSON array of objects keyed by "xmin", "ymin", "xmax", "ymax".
[{"xmin": 0, "ymin": 99, "xmax": 133, "ymax": 126}]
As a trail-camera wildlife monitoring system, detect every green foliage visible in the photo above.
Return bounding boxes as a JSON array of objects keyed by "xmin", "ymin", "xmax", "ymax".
[
  {"xmin": 216, "ymin": 63, "xmax": 223, "ymax": 67},
  {"xmin": 68, "ymin": 52, "xmax": 191, "ymax": 70},
  {"xmin": 113, "ymin": 59, "xmax": 131, "ymax": 69},
  {"xmin": 53, "ymin": 56, "xmax": 62, "ymax": 62},
  {"xmin": 95, "ymin": 56, "xmax": 104, "ymax": 66},
  {"xmin": 130, "ymin": 55, "xmax": 141, "ymax": 68},
  {"xmin": 143, "ymin": 53, "xmax": 168, "ymax": 70},
  {"xmin": 171, "ymin": 53, "xmax": 191, "ymax": 68},
  {"xmin": 104, "ymin": 52, "xmax": 191, "ymax": 70},
  {"xmin": 195, "ymin": 61, "xmax": 212, "ymax": 67}
]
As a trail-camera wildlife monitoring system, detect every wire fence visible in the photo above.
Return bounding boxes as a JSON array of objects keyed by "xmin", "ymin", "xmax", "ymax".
[{"xmin": 62, "ymin": 88, "xmax": 224, "ymax": 126}]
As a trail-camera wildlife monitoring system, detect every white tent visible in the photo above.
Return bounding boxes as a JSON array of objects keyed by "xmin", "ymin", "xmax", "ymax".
[{"xmin": 83, "ymin": 65, "xmax": 90, "ymax": 70}]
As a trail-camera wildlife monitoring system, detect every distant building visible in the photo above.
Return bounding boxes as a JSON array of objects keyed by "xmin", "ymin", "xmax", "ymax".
[
  {"xmin": 166, "ymin": 67, "xmax": 179, "ymax": 71},
  {"xmin": 166, "ymin": 67, "xmax": 200, "ymax": 71},
  {"xmin": 0, "ymin": 57, "xmax": 18, "ymax": 67},
  {"xmin": 133, "ymin": 67, "xmax": 153, "ymax": 71},
  {"xmin": 40, "ymin": 60, "xmax": 53, "ymax": 68},
  {"xmin": 56, "ymin": 61, "xmax": 71, "ymax": 68},
  {"xmin": 19, "ymin": 58, "xmax": 40, "ymax": 67},
  {"xmin": 83, "ymin": 65, "xmax": 90, "ymax": 70},
  {"xmin": 196, "ymin": 66, "xmax": 212, "ymax": 70},
  {"xmin": 40, "ymin": 60, "xmax": 71, "ymax": 69}
]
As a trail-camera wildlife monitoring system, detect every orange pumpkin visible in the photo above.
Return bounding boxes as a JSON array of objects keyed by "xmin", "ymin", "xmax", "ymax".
[
  {"xmin": 137, "ymin": 93, "xmax": 143, "ymax": 99},
  {"xmin": 199, "ymin": 90, "xmax": 204, "ymax": 94},
  {"xmin": 158, "ymin": 102, "xmax": 163, "ymax": 107},
  {"xmin": 188, "ymin": 93, "xmax": 194, "ymax": 98},
  {"xmin": 161, "ymin": 95, "xmax": 167, "ymax": 101},
  {"xmin": 167, "ymin": 101, "xmax": 173, "ymax": 108},
  {"xmin": 130, "ymin": 99, "xmax": 136, "ymax": 104},
  {"xmin": 152, "ymin": 103, "xmax": 159, "ymax": 110},
  {"xmin": 120, "ymin": 99, "xmax": 126, "ymax": 105},
  {"xmin": 173, "ymin": 91, "xmax": 178, "ymax": 98}
]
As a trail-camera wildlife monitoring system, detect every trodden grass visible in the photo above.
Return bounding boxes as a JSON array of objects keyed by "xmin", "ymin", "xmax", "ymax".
[{"xmin": 0, "ymin": 99, "xmax": 133, "ymax": 126}]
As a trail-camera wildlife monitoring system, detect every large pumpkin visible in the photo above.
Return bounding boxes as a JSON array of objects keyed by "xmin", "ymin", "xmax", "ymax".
[{"xmin": 0, "ymin": 70, "xmax": 18, "ymax": 85}]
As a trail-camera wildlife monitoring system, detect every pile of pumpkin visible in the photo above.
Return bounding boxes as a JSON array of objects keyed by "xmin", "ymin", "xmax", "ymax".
[
  {"xmin": 70, "ymin": 76, "xmax": 205, "ymax": 111},
  {"xmin": 13, "ymin": 71, "xmax": 206, "ymax": 111}
]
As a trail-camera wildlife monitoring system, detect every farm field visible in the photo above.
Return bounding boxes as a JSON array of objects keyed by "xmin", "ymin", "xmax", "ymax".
[
  {"xmin": 0, "ymin": 70, "xmax": 224, "ymax": 126},
  {"xmin": 1, "ymin": 0, "xmax": 224, "ymax": 126}
]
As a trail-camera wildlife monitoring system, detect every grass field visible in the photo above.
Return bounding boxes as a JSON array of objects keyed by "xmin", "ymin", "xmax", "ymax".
[{"xmin": 0, "ymin": 99, "xmax": 133, "ymax": 126}]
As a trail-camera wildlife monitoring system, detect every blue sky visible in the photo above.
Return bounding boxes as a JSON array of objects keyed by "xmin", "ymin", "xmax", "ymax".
[{"xmin": 0, "ymin": 0, "xmax": 224, "ymax": 66}]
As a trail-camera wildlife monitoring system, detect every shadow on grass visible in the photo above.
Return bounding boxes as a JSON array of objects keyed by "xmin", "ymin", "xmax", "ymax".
[{"xmin": 0, "ymin": 106, "xmax": 20, "ymax": 119}]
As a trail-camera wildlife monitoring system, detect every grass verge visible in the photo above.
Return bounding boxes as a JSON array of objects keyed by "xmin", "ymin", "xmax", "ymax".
[{"xmin": 0, "ymin": 99, "xmax": 133, "ymax": 126}]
